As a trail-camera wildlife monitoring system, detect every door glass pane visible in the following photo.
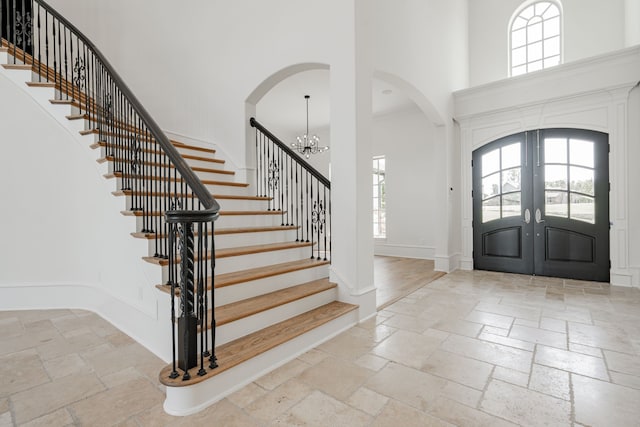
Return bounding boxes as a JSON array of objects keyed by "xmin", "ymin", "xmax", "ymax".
[
  {"xmin": 570, "ymin": 139, "xmax": 594, "ymax": 168},
  {"xmin": 545, "ymin": 138, "xmax": 567, "ymax": 164},
  {"xmin": 502, "ymin": 168, "xmax": 521, "ymax": 192},
  {"xmin": 570, "ymin": 194, "xmax": 595, "ymax": 224},
  {"xmin": 502, "ymin": 192, "xmax": 521, "ymax": 218},
  {"xmin": 546, "ymin": 190, "xmax": 568, "ymax": 218},
  {"xmin": 570, "ymin": 166, "xmax": 594, "ymax": 196},
  {"xmin": 482, "ymin": 172, "xmax": 500, "ymax": 199},
  {"xmin": 502, "ymin": 143, "xmax": 521, "ymax": 169},
  {"xmin": 482, "ymin": 149, "xmax": 500, "ymax": 176},
  {"xmin": 545, "ymin": 165, "xmax": 567, "ymax": 190},
  {"xmin": 482, "ymin": 197, "xmax": 501, "ymax": 223}
]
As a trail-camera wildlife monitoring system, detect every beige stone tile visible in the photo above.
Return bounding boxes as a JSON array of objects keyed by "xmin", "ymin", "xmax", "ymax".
[
  {"xmin": 20, "ymin": 408, "xmax": 74, "ymax": 427},
  {"xmin": 539, "ymin": 317, "xmax": 567, "ymax": 333},
  {"xmin": 107, "ymin": 331, "xmax": 136, "ymax": 348},
  {"xmin": 604, "ymin": 350, "xmax": 640, "ymax": 377},
  {"xmin": 179, "ymin": 399, "xmax": 261, "ymax": 427},
  {"xmin": 15, "ymin": 310, "xmax": 73, "ymax": 325},
  {"xmin": 365, "ymin": 362, "xmax": 448, "ymax": 412},
  {"xmin": 297, "ymin": 356, "xmax": 373, "ymax": 400},
  {"xmin": 514, "ymin": 317, "xmax": 539, "ymax": 328},
  {"xmin": 274, "ymin": 390, "xmax": 371, "ymax": 426},
  {"xmin": 475, "ymin": 302, "xmax": 540, "ymax": 322},
  {"xmin": 492, "ymin": 366, "xmax": 529, "ymax": 387},
  {"xmin": 543, "ymin": 308, "xmax": 592, "ymax": 324},
  {"xmin": 422, "ymin": 350, "xmax": 492, "ymax": 390},
  {"xmin": 610, "ymin": 371, "xmax": 640, "ymax": 390},
  {"xmin": 245, "ymin": 378, "xmax": 313, "ymax": 422},
  {"xmin": 371, "ymin": 330, "xmax": 442, "ymax": 369},
  {"xmin": 478, "ymin": 331, "xmax": 535, "ymax": 351},
  {"xmin": 36, "ymin": 328, "xmax": 106, "ymax": 361},
  {"xmin": 569, "ymin": 322, "xmax": 636, "ymax": 354},
  {"xmin": 0, "ymin": 317, "xmax": 24, "ymax": 339},
  {"xmin": 0, "ymin": 398, "xmax": 8, "ymax": 414},
  {"xmin": 69, "ymin": 378, "xmax": 163, "ymax": 425},
  {"xmin": 573, "ymin": 374, "xmax": 640, "ymax": 427},
  {"xmin": 480, "ymin": 380, "xmax": 570, "ymax": 426},
  {"xmin": 372, "ymin": 399, "xmax": 454, "ymax": 427},
  {"xmin": 483, "ymin": 325, "xmax": 509, "ymax": 336},
  {"xmin": 100, "ymin": 366, "xmax": 144, "ymax": 388},
  {"xmin": 0, "ymin": 411, "xmax": 12, "ymax": 427},
  {"xmin": 440, "ymin": 380, "xmax": 483, "ymax": 408},
  {"xmin": 381, "ymin": 313, "xmax": 436, "ymax": 333},
  {"xmin": 43, "ymin": 353, "xmax": 90, "ymax": 380},
  {"xmin": 354, "ymin": 353, "xmax": 388, "ymax": 371},
  {"xmin": 431, "ymin": 318, "xmax": 484, "ymax": 338},
  {"xmin": 81, "ymin": 342, "xmax": 162, "ymax": 378},
  {"xmin": 509, "ymin": 324, "xmax": 567, "ymax": 349},
  {"xmin": 427, "ymin": 397, "xmax": 518, "ymax": 427},
  {"xmin": 132, "ymin": 403, "xmax": 182, "ymax": 426},
  {"xmin": 255, "ymin": 359, "xmax": 310, "ymax": 390},
  {"xmin": 227, "ymin": 383, "xmax": 268, "ymax": 408},
  {"xmin": 529, "ymin": 364, "xmax": 570, "ymax": 400},
  {"xmin": 346, "ymin": 387, "xmax": 389, "ymax": 416},
  {"xmin": 569, "ymin": 342, "xmax": 603, "ymax": 358},
  {"xmin": 0, "ymin": 348, "xmax": 49, "ymax": 398},
  {"xmin": 441, "ymin": 334, "xmax": 532, "ymax": 373},
  {"xmin": 316, "ymin": 328, "xmax": 376, "ymax": 360},
  {"xmin": 296, "ymin": 349, "xmax": 328, "ymax": 365},
  {"xmin": 422, "ymin": 328, "xmax": 451, "ymax": 341},
  {"xmin": 465, "ymin": 310, "xmax": 514, "ymax": 329},
  {"xmin": 12, "ymin": 373, "xmax": 105, "ymax": 424},
  {"xmin": 535, "ymin": 345, "xmax": 609, "ymax": 381},
  {"xmin": 348, "ymin": 324, "xmax": 397, "ymax": 343},
  {"xmin": 0, "ymin": 320, "xmax": 61, "ymax": 356}
]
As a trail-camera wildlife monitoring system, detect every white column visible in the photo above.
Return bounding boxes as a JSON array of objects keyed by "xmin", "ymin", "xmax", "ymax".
[
  {"xmin": 626, "ymin": 0, "xmax": 640, "ymax": 47},
  {"xmin": 329, "ymin": 0, "xmax": 376, "ymax": 320}
]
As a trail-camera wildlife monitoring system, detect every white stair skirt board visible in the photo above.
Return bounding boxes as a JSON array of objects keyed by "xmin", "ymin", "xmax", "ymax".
[
  {"xmin": 215, "ymin": 287, "xmax": 337, "ymax": 345},
  {"xmin": 163, "ymin": 309, "xmax": 358, "ymax": 416}
]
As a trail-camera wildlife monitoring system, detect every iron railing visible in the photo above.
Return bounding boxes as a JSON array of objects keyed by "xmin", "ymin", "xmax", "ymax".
[
  {"xmin": 1, "ymin": 0, "xmax": 220, "ymax": 380},
  {"xmin": 250, "ymin": 118, "xmax": 331, "ymax": 261}
]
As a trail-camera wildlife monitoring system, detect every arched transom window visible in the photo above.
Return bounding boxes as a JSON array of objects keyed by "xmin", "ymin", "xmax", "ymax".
[{"xmin": 510, "ymin": 1, "xmax": 561, "ymax": 76}]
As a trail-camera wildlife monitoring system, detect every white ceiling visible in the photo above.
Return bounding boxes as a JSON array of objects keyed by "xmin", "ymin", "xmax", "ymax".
[{"xmin": 255, "ymin": 69, "xmax": 417, "ymax": 136}]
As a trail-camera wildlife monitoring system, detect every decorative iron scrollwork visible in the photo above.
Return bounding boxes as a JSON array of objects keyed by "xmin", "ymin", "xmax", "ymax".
[
  {"xmin": 73, "ymin": 57, "xmax": 86, "ymax": 90},
  {"xmin": 130, "ymin": 134, "xmax": 142, "ymax": 177},
  {"xmin": 15, "ymin": 11, "xmax": 32, "ymax": 47},
  {"xmin": 268, "ymin": 160, "xmax": 279, "ymax": 190},
  {"xmin": 312, "ymin": 200, "xmax": 326, "ymax": 234}
]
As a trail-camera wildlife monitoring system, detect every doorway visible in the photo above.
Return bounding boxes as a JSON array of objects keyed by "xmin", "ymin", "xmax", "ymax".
[{"xmin": 472, "ymin": 129, "xmax": 609, "ymax": 282}]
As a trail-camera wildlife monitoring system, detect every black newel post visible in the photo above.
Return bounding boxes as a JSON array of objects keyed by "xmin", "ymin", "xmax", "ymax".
[{"xmin": 177, "ymin": 221, "xmax": 197, "ymax": 376}]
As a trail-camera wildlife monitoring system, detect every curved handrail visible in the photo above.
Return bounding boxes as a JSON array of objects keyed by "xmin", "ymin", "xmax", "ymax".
[
  {"xmin": 250, "ymin": 117, "xmax": 330, "ymax": 189},
  {"xmin": 36, "ymin": 0, "xmax": 219, "ymax": 219}
]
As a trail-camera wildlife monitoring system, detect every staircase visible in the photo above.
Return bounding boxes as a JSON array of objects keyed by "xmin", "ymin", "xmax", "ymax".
[{"xmin": 0, "ymin": 0, "xmax": 357, "ymax": 416}]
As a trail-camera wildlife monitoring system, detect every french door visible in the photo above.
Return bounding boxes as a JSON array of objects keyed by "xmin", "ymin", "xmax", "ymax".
[{"xmin": 472, "ymin": 129, "xmax": 609, "ymax": 282}]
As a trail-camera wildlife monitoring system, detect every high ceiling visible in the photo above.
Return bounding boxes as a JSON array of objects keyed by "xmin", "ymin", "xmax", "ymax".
[{"xmin": 255, "ymin": 69, "xmax": 417, "ymax": 137}]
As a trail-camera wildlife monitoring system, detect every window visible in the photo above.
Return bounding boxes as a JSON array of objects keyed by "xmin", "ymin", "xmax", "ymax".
[
  {"xmin": 373, "ymin": 156, "xmax": 386, "ymax": 238},
  {"xmin": 510, "ymin": 1, "xmax": 561, "ymax": 77}
]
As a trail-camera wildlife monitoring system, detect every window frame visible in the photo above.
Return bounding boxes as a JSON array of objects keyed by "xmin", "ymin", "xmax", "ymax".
[
  {"xmin": 373, "ymin": 155, "xmax": 386, "ymax": 239},
  {"xmin": 508, "ymin": 0, "xmax": 563, "ymax": 77}
]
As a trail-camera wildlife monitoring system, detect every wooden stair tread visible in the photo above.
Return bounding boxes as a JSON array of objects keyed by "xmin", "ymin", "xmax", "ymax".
[
  {"xmin": 215, "ymin": 278, "xmax": 336, "ymax": 326},
  {"xmin": 112, "ymin": 189, "xmax": 268, "ymax": 201},
  {"xmin": 159, "ymin": 301, "xmax": 357, "ymax": 387},
  {"xmin": 144, "ymin": 241, "xmax": 312, "ymax": 266},
  {"xmin": 122, "ymin": 209, "xmax": 281, "ymax": 218},
  {"xmin": 26, "ymin": 81, "xmax": 56, "ymax": 88},
  {"xmin": 81, "ymin": 129, "xmax": 216, "ymax": 154},
  {"xmin": 156, "ymin": 258, "xmax": 329, "ymax": 293},
  {"xmin": 92, "ymin": 141, "xmax": 225, "ymax": 164},
  {"xmin": 100, "ymin": 156, "xmax": 234, "ymax": 175},
  {"xmin": 2, "ymin": 63, "xmax": 31, "ymax": 70},
  {"xmin": 106, "ymin": 172, "xmax": 248, "ymax": 187},
  {"xmin": 132, "ymin": 225, "xmax": 297, "ymax": 239}
]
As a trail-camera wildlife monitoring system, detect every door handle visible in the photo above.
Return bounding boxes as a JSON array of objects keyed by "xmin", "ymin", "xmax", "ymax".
[
  {"xmin": 524, "ymin": 208, "xmax": 531, "ymax": 224},
  {"xmin": 535, "ymin": 208, "xmax": 545, "ymax": 224}
]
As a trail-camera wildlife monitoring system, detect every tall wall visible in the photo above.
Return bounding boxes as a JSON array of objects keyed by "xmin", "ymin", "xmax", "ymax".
[{"xmin": 469, "ymin": 0, "xmax": 627, "ymax": 87}]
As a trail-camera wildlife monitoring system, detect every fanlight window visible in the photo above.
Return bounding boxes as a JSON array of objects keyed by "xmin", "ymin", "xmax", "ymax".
[{"xmin": 510, "ymin": 1, "xmax": 561, "ymax": 76}]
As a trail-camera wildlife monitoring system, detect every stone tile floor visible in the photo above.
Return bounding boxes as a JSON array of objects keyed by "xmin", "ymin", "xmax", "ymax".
[{"xmin": 2, "ymin": 270, "xmax": 640, "ymax": 426}]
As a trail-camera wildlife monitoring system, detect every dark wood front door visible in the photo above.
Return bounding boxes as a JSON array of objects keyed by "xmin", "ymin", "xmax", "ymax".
[{"xmin": 473, "ymin": 129, "xmax": 610, "ymax": 282}]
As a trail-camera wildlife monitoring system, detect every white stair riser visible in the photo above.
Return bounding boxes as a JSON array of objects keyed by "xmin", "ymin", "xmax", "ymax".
[
  {"xmin": 158, "ymin": 246, "xmax": 315, "ymax": 283},
  {"xmin": 176, "ymin": 147, "xmax": 216, "ymax": 158},
  {"xmin": 193, "ymin": 170, "xmax": 235, "ymax": 182},
  {"xmin": 215, "ymin": 287, "xmax": 337, "ymax": 346},
  {"xmin": 112, "ymin": 178, "xmax": 248, "ymax": 197},
  {"xmin": 120, "ymin": 195, "xmax": 267, "ymax": 212},
  {"xmin": 215, "ymin": 214, "xmax": 284, "ymax": 228},
  {"xmin": 185, "ymin": 158, "xmax": 225, "ymax": 170},
  {"xmin": 0, "ymin": 51, "xmax": 8, "ymax": 64},
  {"xmin": 143, "ymin": 229, "xmax": 299, "ymax": 255},
  {"xmin": 214, "ymin": 265, "xmax": 330, "ymax": 306}
]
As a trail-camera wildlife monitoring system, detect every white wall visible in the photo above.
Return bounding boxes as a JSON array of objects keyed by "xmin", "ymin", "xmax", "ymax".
[
  {"xmin": 469, "ymin": 0, "xmax": 627, "ymax": 87},
  {"xmin": 0, "ymin": 67, "xmax": 170, "ymax": 359},
  {"xmin": 372, "ymin": 108, "xmax": 437, "ymax": 258},
  {"xmin": 628, "ymin": 85, "xmax": 640, "ymax": 276}
]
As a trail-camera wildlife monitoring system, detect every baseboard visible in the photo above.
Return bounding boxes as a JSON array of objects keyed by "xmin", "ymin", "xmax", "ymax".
[
  {"xmin": 0, "ymin": 282, "xmax": 171, "ymax": 362},
  {"xmin": 373, "ymin": 243, "xmax": 435, "ymax": 259},
  {"xmin": 434, "ymin": 253, "xmax": 461, "ymax": 273}
]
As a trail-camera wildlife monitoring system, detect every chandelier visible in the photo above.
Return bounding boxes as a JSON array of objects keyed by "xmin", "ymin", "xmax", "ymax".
[{"xmin": 291, "ymin": 95, "xmax": 329, "ymax": 159}]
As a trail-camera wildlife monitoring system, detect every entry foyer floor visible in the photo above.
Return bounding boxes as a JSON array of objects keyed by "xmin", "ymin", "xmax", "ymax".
[{"xmin": 2, "ymin": 264, "xmax": 640, "ymax": 425}]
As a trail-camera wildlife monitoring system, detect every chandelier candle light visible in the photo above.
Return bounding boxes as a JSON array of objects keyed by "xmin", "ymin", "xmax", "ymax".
[{"xmin": 291, "ymin": 95, "xmax": 329, "ymax": 159}]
